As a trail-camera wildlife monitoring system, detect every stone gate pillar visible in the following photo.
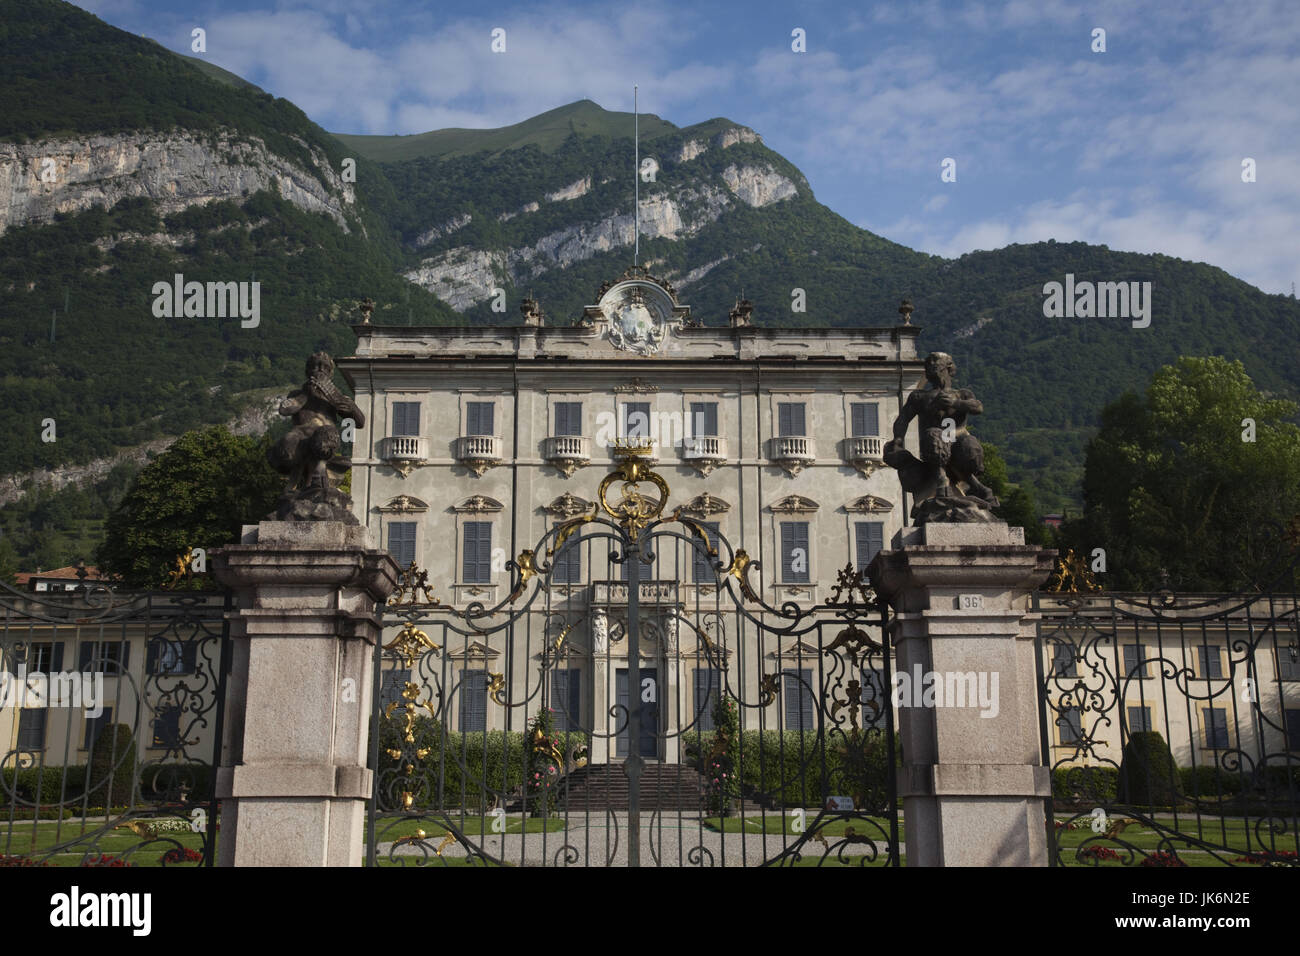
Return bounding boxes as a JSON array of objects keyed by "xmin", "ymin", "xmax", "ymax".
[
  {"xmin": 211, "ymin": 520, "xmax": 399, "ymax": 867},
  {"xmin": 868, "ymin": 522, "xmax": 1055, "ymax": 867}
]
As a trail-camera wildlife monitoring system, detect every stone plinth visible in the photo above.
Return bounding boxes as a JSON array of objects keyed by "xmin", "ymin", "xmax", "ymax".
[
  {"xmin": 211, "ymin": 521, "xmax": 399, "ymax": 867},
  {"xmin": 868, "ymin": 522, "xmax": 1055, "ymax": 867}
]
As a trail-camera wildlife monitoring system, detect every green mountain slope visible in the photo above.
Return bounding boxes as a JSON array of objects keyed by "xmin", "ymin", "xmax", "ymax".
[{"xmin": 334, "ymin": 99, "xmax": 680, "ymax": 162}]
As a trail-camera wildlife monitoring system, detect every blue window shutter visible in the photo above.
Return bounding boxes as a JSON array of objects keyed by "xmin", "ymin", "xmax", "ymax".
[
  {"xmin": 392, "ymin": 402, "xmax": 420, "ymax": 436},
  {"xmin": 553, "ymin": 532, "xmax": 582, "ymax": 583},
  {"xmin": 467, "ymin": 402, "xmax": 494, "ymax": 436},
  {"xmin": 463, "ymin": 522, "xmax": 492, "ymax": 583},
  {"xmin": 52, "ymin": 642, "xmax": 64, "ymax": 672},
  {"xmin": 552, "ymin": 669, "xmax": 581, "ymax": 732},
  {"xmin": 623, "ymin": 402, "xmax": 651, "ymax": 437},
  {"xmin": 782, "ymin": 522, "xmax": 810, "ymax": 583},
  {"xmin": 388, "ymin": 522, "xmax": 417, "ymax": 568},
  {"xmin": 460, "ymin": 670, "xmax": 487, "ymax": 732},
  {"xmin": 855, "ymin": 522, "xmax": 884, "ymax": 571},
  {"xmin": 555, "ymin": 402, "xmax": 582, "ymax": 436},
  {"xmin": 851, "ymin": 403, "xmax": 879, "ymax": 437},
  {"xmin": 778, "ymin": 402, "xmax": 805, "ymax": 437},
  {"xmin": 692, "ymin": 522, "xmax": 721, "ymax": 582},
  {"xmin": 783, "ymin": 669, "xmax": 814, "ymax": 731},
  {"xmin": 695, "ymin": 668, "xmax": 719, "ymax": 731},
  {"xmin": 690, "ymin": 402, "xmax": 718, "ymax": 436}
]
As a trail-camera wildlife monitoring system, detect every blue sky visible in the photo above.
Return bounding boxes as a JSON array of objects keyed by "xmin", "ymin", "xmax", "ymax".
[{"xmin": 76, "ymin": 0, "xmax": 1300, "ymax": 294}]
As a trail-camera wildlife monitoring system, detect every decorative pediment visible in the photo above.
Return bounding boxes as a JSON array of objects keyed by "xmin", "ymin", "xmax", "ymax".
[
  {"xmin": 845, "ymin": 495, "xmax": 893, "ymax": 514},
  {"xmin": 454, "ymin": 495, "xmax": 504, "ymax": 514},
  {"xmin": 378, "ymin": 495, "xmax": 429, "ymax": 514},
  {"xmin": 448, "ymin": 641, "xmax": 501, "ymax": 662},
  {"xmin": 770, "ymin": 494, "xmax": 820, "ymax": 514},
  {"xmin": 768, "ymin": 639, "xmax": 824, "ymax": 660},
  {"xmin": 681, "ymin": 492, "xmax": 731, "ymax": 517},
  {"xmin": 613, "ymin": 377, "xmax": 659, "ymax": 393},
  {"xmin": 545, "ymin": 493, "xmax": 594, "ymax": 518}
]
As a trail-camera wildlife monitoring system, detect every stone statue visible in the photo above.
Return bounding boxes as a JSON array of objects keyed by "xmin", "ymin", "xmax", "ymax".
[
  {"xmin": 662, "ymin": 614, "xmax": 678, "ymax": 655},
  {"xmin": 590, "ymin": 607, "xmax": 608, "ymax": 655},
  {"xmin": 267, "ymin": 351, "xmax": 363, "ymax": 523},
  {"xmin": 884, "ymin": 351, "xmax": 1000, "ymax": 523}
]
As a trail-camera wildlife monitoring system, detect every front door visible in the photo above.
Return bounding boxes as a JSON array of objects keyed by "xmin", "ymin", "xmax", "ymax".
[{"xmin": 615, "ymin": 667, "xmax": 659, "ymax": 758}]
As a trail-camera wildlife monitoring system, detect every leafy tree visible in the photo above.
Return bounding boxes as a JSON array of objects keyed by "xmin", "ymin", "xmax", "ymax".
[
  {"xmin": 981, "ymin": 441, "xmax": 1051, "ymax": 545},
  {"xmin": 96, "ymin": 426, "xmax": 281, "ymax": 588},
  {"xmin": 1072, "ymin": 357, "xmax": 1300, "ymax": 592}
]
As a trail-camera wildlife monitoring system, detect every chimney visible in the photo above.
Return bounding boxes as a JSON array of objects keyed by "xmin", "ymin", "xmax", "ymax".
[{"xmin": 728, "ymin": 298, "xmax": 754, "ymax": 328}]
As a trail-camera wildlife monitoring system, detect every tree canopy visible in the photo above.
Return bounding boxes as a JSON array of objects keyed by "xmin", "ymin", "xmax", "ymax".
[
  {"xmin": 95, "ymin": 426, "xmax": 281, "ymax": 588},
  {"xmin": 1068, "ymin": 356, "xmax": 1300, "ymax": 592}
]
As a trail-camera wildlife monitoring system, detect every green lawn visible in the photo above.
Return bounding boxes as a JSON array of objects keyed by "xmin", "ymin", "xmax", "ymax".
[
  {"xmin": 703, "ymin": 813, "xmax": 902, "ymax": 840},
  {"xmin": 2, "ymin": 819, "xmax": 208, "ymax": 867},
  {"xmin": 372, "ymin": 815, "xmax": 566, "ymax": 840},
  {"xmin": 1054, "ymin": 815, "xmax": 1297, "ymax": 866}
]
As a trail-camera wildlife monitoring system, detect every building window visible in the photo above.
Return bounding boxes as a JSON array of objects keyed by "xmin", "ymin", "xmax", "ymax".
[
  {"xmin": 460, "ymin": 669, "xmax": 488, "ymax": 732},
  {"xmin": 1202, "ymin": 708, "xmax": 1230, "ymax": 749},
  {"xmin": 1197, "ymin": 645, "xmax": 1223, "ymax": 680},
  {"xmin": 689, "ymin": 401, "xmax": 719, "ymax": 437},
  {"xmin": 17, "ymin": 708, "xmax": 48, "ymax": 751},
  {"xmin": 622, "ymin": 402, "xmax": 651, "ymax": 438},
  {"xmin": 780, "ymin": 521, "xmax": 811, "ymax": 584},
  {"xmin": 854, "ymin": 522, "xmax": 884, "ymax": 574},
  {"xmin": 1127, "ymin": 706, "xmax": 1153, "ymax": 733},
  {"xmin": 1277, "ymin": 642, "xmax": 1299, "ymax": 681},
  {"xmin": 78, "ymin": 640, "xmax": 130, "ymax": 676},
  {"xmin": 147, "ymin": 639, "xmax": 196, "ymax": 676},
  {"xmin": 27, "ymin": 642, "xmax": 63, "ymax": 673},
  {"xmin": 466, "ymin": 401, "xmax": 495, "ymax": 436},
  {"xmin": 1051, "ymin": 643, "xmax": 1078, "ymax": 678},
  {"xmin": 859, "ymin": 667, "xmax": 889, "ymax": 730},
  {"xmin": 850, "ymin": 402, "xmax": 880, "ymax": 437},
  {"xmin": 694, "ymin": 668, "xmax": 723, "ymax": 732},
  {"xmin": 554, "ymin": 401, "xmax": 583, "ymax": 436},
  {"xmin": 1286, "ymin": 710, "xmax": 1300, "ymax": 751},
  {"xmin": 783, "ymin": 668, "xmax": 815, "ymax": 732},
  {"xmin": 152, "ymin": 705, "xmax": 182, "ymax": 749},
  {"xmin": 691, "ymin": 522, "xmax": 721, "ymax": 583},
  {"xmin": 85, "ymin": 707, "xmax": 114, "ymax": 750},
  {"xmin": 378, "ymin": 667, "xmax": 408, "ymax": 711},
  {"xmin": 392, "ymin": 401, "xmax": 421, "ymax": 436},
  {"xmin": 388, "ymin": 521, "xmax": 417, "ymax": 569},
  {"xmin": 462, "ymin": 522, "xmax": 493, "ymax": 584},
  {"xmin": 1057, "ymin": 706, "xmax": 1083, "ymax": 744},
  {"xmin": 552, "ymin": 532, "xmax": 582, "ymax": 584},
  {"xmin": 777, "ymin": 402, "xmax": 806, "ymax": 437},
  {"xmin": 551, "ymin": 669, "xmax": 581, "ymax": 733},
  {"xmin": 1123, "ymin": 644, "xmax": 1149, "ymax": 680}
]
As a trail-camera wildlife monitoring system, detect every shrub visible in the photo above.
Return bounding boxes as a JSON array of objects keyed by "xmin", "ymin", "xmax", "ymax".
[
  {"xmin": 525, "ymin": 709, "xmax": 562, "ymax": 817},
  {"xmin": 1, "ymin": 765, "xmax": 88, "ymax": 805},
  {"xmin": 86, "ymin": 724, "xmax": 138, "ymax": 809},
  {"xmin": 1180, "ymin": 765, "xmax": 1247, "ymax": 797},
  {"xmin": 1052, "ymin": 766, "xmax": 1120, "ymax": 805},
  {"xmin": 1118, "ymin": 732, "xmax": 1181, "ymax": 808},
  {"xmin": 703, "ymin": 695, "xmax": 741, "ymax": 815},
  {"xmin": 374, "ymin": 715, "xmax": 588, "ymax": 812}
]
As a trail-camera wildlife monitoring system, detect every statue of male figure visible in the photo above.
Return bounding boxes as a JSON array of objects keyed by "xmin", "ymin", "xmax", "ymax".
[
  {"xmin": 269, "ymin": 351, "xmax": 363, "ymax": 497},
  {"xmin": 884, "ymin": 351, "xmax": 999, "ymax": 519}
]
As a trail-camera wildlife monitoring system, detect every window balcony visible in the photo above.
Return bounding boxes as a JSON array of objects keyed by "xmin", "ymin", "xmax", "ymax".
[
  {"xmin": 543, "ymin": 435, "xmax": 591, "ymax": 478},
  {"xmin": 455, "ymin": 435, "xmax": 504, "ymax": 477},
  {"xmin": 767, "ymin": 436, "xmax": 816, "ymax": 476},
  {"xmin": 682, "ymin": 435, "xmax": 728, "ymax": 476},
  {"xmin": 842, "ymin": 435, "xmax": 885, "ymax": 477},
  {"xmin": 380, "ymin": 435, "xmax": 428, "ymax": 478}
]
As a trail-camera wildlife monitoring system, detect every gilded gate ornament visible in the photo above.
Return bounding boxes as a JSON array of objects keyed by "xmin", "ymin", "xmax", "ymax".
[
  {"xmin": 597, "ymin": 443, "xmax": 669, "ymax": 540},
  {"xmin": 383, "ymin": 622, "xmax": 440, "ymax": 667}
]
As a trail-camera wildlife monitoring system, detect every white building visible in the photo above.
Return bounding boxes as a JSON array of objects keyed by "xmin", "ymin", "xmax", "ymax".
[{"xmin": 340, "ymin": 267, "xmax": 923, "ymax": 763}]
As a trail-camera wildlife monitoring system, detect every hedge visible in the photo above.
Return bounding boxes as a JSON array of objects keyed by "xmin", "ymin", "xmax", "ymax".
[
  {"xmin": 1, "ymin": 766, "xmax": 88, "ymax": 804},
  {"xmin": 684, "ymin": 729, "xmax": 899, "ymax": 810},
  {"xmin": 1118, "ymin": 732, "xmax": 1182, "ymax": 807},
  {"xmin": 374, "ymin": 715, "xmax": 589, "ymax": 812}
]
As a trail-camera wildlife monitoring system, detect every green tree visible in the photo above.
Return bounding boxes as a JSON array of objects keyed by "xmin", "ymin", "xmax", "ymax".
[
  {"xmin": 1075, "ymin": 356, "xmax": 1300, "ymax": 591},
  {"xmin": 981, "ymin": 441, "xmax": 1051, "ymax": 545},
  {"xmin": 96, "ymin": 426, "xmax": 281, "ymax": 588}
]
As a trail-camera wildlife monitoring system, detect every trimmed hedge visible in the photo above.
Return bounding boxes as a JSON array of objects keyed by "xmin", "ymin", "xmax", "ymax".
[
  {"xmin": 2, "ymin": 765, "xmax": 88, "ymax": 804},
  {"xmin": 1118, "ymin": 732, "xmax": 1182, "ymax": 807},
  {"xmin": 684, "ymin": 729, "xmax": 900, "ymax": 810},
  {"xmin": 374, "ymin": 716, "xmax": 588, "ymax": 812},
  {"xmin": 1052, "ymin": 766, "xmax": 1119, "ymax": 805}
]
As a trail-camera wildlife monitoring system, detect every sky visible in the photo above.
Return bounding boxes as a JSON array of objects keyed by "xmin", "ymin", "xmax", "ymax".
[{"xmin": 75, "ymin": 0, "xmax": 1300, "ymax": 295}]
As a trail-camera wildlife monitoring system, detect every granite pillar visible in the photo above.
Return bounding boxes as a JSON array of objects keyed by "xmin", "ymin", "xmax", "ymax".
[
  {"xmin": 868, "ymin": 522, "xmax": 1056, "ymax": 867},
  {"xmin": 211, "ymin": 520, "xmax": 399, "ymax": 867}
]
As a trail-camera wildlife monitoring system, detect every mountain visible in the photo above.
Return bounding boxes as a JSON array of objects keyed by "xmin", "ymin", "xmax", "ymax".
[{"xmin": 2, "ymin": 0, "xmax": 1298, "ymax": 521}]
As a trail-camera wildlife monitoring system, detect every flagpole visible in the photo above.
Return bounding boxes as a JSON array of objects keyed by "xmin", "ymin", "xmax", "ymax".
[{"xmin": 634, "ymin": 84, "xmax": 639, "ymax": 266}]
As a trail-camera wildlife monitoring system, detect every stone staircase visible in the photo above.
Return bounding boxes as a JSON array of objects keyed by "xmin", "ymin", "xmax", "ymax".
[{"xmin": 557, "ymin": 763, "xmax": 708, "ymax": 812}]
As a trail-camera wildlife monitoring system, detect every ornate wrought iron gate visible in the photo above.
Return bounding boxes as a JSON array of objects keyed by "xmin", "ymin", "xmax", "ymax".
[
  {"xmin": 1036, "ymin": 548, "xmax": 1300, "ymax": 867},
  {"xmin": 367, "ymin": 452, "xmax": 900, "ymax": 866},
  {"xmin": 1, "ymin": 582, "xmax": 230, "ymax": 866}
]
